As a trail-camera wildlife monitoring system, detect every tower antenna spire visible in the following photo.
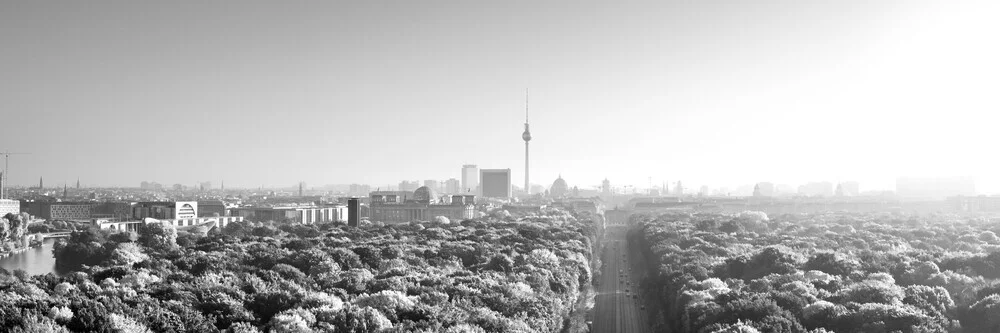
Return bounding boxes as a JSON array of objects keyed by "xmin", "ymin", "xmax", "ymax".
[{"xmin": 522, "ymin": 89, "xmax": 532, "ymax": 196}]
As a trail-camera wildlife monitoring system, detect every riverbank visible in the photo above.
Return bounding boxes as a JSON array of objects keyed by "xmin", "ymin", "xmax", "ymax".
[{"xmin": 0, "ymin": 238, "xmax": 63, "ymax": 276}]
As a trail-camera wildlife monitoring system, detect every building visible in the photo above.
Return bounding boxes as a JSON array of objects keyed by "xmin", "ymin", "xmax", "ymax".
[
  {"xmin": 348, "ymin": 198, "xmax": 360, "ymax": 227},
  {"xmin": 91, "ymin": 202, "xmax": 134, "ymax": 221},
  {"xmin": 799, "ymin": 182, "xmax": 834, "ymax": 197},
  {"xmin": 602, "ymin": 178, "xmax": 611, "ymax": 195},
  {"xmin": 133, "ymin": 201, "xmax": 199, "ymax": 220},
  {"xmin": 897, "ymin": 177, "xmax": 974, "ymax": 201},
  {"xmin": 398, "ymin": 180, "xmax": 420, "ymax": 192},
  {"xmin": 949, "ymin": 195, "xmax": 1000, "ymax": 212},
  {"xmin": 551, "ymin": 175, "xmax": 569, "ymax": 198},
  {"xmin": 369, "ymin": 187, "xmax": 476, "ymax": 224},
  {"xmin": 444, "ymin": 178, "xmax": 460, "ymax": 194},
  {"xmin": 462, "ymin": 164, "xmax": 479, "ymax": 194},
  {"xmin": 480, "ymin": 169, "xmax": 511, "ymax": 198},
  {"xmin": 349, "ymin": 184, "xmax": 371, "ymax": 196},
  {"xmin": 0, "ymin": 199, "xmax": 19, "ymax": 216},
  {"xmin": 231, "ymin": 205, "xmax": 347, "ymax": 224},
  {"xmin": 754, "ymin": 182, "xmax": 776, "ymax": 197},
  {"xmin": 197, "ymin": 200, "xmax": 227, "ymax": 217},
  {"xmin": 838, "ymin": 182, "xmax": 860, "ymax": 196},
  {"xmin": 22, "ymin": 202, "xmax": 92, "ymax": 220},
  {"xmin": 424, "ymin": 180, "xmax": 440, "ymax": 193}
]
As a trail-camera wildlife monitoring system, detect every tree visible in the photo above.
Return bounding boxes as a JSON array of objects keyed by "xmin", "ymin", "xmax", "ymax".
[{"xmin": 138, "ymin": 223, "xmax": 177, "ymax": 251}]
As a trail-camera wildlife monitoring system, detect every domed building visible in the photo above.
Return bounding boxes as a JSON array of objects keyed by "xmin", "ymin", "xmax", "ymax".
[
  {"xmin": 413, "ymin": 186, "xmax": 438, "ymax": 204},
  {"xmin": 550, "ymin": 175, "xmax": 569, "ymax": 198}
]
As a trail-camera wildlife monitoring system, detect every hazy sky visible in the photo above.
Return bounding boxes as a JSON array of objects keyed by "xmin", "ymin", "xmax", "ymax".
[{"xmin": 2, "ymin": 1, "xmax": 999, "ymax": 193}]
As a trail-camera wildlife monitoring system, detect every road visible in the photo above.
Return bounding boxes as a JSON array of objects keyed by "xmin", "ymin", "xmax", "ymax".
[{"xmin": 592, "ymin": 226, "xmax": 652, "ymax": 333}]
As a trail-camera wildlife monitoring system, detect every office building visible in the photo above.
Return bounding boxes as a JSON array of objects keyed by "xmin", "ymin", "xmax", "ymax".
[
  {"xmin": 480, "ymin": 169, "xmax": 512, "ymax": 198},
  {"xmin": 349, "ymin": 184, "xmax": 371, "ymax": 196},
  {"xmin": 348, "ymin": 198, "xmax": 360, "ymax": 227},
  {"xmin": 424, "ymin": 180, "xmax": 440, "ymax": 193},
  {"xmin": 23, "ymin": 202, "xmax": 92, "ymax": 220},
  {"xmin": 0, "ymin": 199, "xmax": 19, "ymax": 216},
  {"xmin": 462, "ymin": 164, "xmax": 479, "ymax": 193},
  {"xmin": 231, "ymin": 205, "xmax": 347, "ymax": 224},
  {"xmin": 444, "ymin": 178, "xmax": 460, "ymax": 194},
  {"xmin": 398, "ymin": 180, "xmax": 420, "ymax": 192},
  {"xmin": 133, "ymin": 201, "xmax": 199, "ymax": 220},
  {"xmin": 198, "ymin": 200, "xmax": 227, "ymax": 217}
]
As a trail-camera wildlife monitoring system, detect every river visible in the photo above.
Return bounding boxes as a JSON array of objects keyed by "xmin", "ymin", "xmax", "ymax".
[{"xmin": 0, "ymin": 238, "xmax": 69, "ymax": 276}]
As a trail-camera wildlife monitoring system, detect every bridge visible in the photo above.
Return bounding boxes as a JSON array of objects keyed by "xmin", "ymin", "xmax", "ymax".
[{"xmin": 37, "ymin": 231, "xmax": 71, "ymax": 240}]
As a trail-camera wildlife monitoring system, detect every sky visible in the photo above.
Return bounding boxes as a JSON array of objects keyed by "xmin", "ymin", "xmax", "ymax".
[{"xmin": 1, "ymin": 0, "xmax": 999, "ymax": 193}]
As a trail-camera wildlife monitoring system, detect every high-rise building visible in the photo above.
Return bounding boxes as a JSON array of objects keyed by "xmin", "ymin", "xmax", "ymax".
[
  {"xmin": 348, "ymin": 198, "xmax": 360, "ymax": 227},
  {"xmin": 480, "ymin": 169, "xmax": 512, "ymax": 198},
  {"xmin": 423, "ymin": 180, "xmax": 440, "ymax": 193},
  {"xmin": 461, "ymin": 165, "xmax": 479, "ymax": 194},
  {"xmin": 522, "ymin": 90, "xmax": 531, "ymax": 195},
  {"xmin": 399, "ymin": 180, "xmax": 420, "ymax": 192},
  {"xmin": 444, "ymin": 178, "xmax": 460, "ymax": 194},
  {"xmin": 602, "ymin": 178, "xmax": 611, "ymax": 195},
  {"xmin": 349, "ymin": 184, "xmax": 371, "ymax": 196}
]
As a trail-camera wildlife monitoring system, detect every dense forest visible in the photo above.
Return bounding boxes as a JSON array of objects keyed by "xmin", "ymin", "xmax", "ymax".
[
  {"xmin": 0, "ymin": 208, "xmax": 598, "ymax": 332},
  {"xmin": 631, "ymin": 211, "xmax": 1000, "ymax": 333}
]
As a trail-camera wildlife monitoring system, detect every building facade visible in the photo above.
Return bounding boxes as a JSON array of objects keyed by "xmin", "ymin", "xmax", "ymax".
[
  {"xmin": 462, "ymin": 164, "xmax": 479, "ymax": 194},
  {"xmin": 0, "ymin": 199, "xmax": 20, "ymax": 216},
  {"xmin": 22, "ymin": 202, "xmax": 92, "ymax": 220},
  {"xmin": 369, "ymin": 189, "xmax": 476, "ymax": 224},
  {"xmin": 480, "ymin": 169, "xmax": 511, "ymax": 198},
  {"xmin": 133, "ymin": 201, "xmax": 199, "ymax": 220},
  {"xmin": 230, "ymin": 205, "xmax": 347, "ymax": 224}
]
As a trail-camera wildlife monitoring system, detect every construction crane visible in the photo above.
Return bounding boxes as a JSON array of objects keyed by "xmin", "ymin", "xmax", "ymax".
[{"xmin": 0, "ymin": 152, "xmax": 31, "ymax": 200}]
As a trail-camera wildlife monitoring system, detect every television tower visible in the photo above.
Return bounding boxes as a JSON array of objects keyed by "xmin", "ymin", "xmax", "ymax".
[{"xmin": 522, "ymin": 89, "xmax": 531, "ymax": 195}]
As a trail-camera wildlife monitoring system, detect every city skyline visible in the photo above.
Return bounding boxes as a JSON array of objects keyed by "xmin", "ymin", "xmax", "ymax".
[{"xmin": 3, "ymin": 1, "xmax": 1000, "ymax": 193}]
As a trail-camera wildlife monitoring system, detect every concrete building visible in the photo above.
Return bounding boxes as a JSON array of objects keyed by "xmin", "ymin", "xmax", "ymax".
[
  {"xmin": 444, "ymin": 178, "xmax": 460, "ymax": 194},
  {"xmin": 369, "ymin": 187, "xmax": 476, "ymax": 224},
  {"xmin": 91, "ymin": 202, "xmax": 134, "ymax": 221},
  {"xmin": 480, "ymin": 169, "xmax": 511, "ymax": 198},
  {"xmin": 462, "ymin": 164, "xmax": 479, "ymax": 194},
  {"xmin": 399, "ymin": 180, "xmax": 420, "ymax": 192},
  {"xmin": 230, "ymin": 205, "xmax": 347, "ymax": 224},
  {"xmin": 93, "ymin": 216, "xmax": 244, "ymax": 233},
  {"xmin": 348, "ymin": 198, "xmax": 360, "ymax": 227},
  {"xmin": 23, "ymin": 202, "xmax": 92, "ymax": 220},
  {"xmin": 197, "ymin": 200, "xmax": 227, "ymax": 217},
  {"xmin": 0, "ymin": 199, "xmax": 20, "ymax": 216}
]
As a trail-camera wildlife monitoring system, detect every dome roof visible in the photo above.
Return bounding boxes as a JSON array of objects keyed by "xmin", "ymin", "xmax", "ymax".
[
  {"xmin": 413, "ymin": 186, "xmax": 438, "ymax": 203},
  {"xmin": 550, "ymin": 175, "xmax": 569, "ymax": 197}
]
